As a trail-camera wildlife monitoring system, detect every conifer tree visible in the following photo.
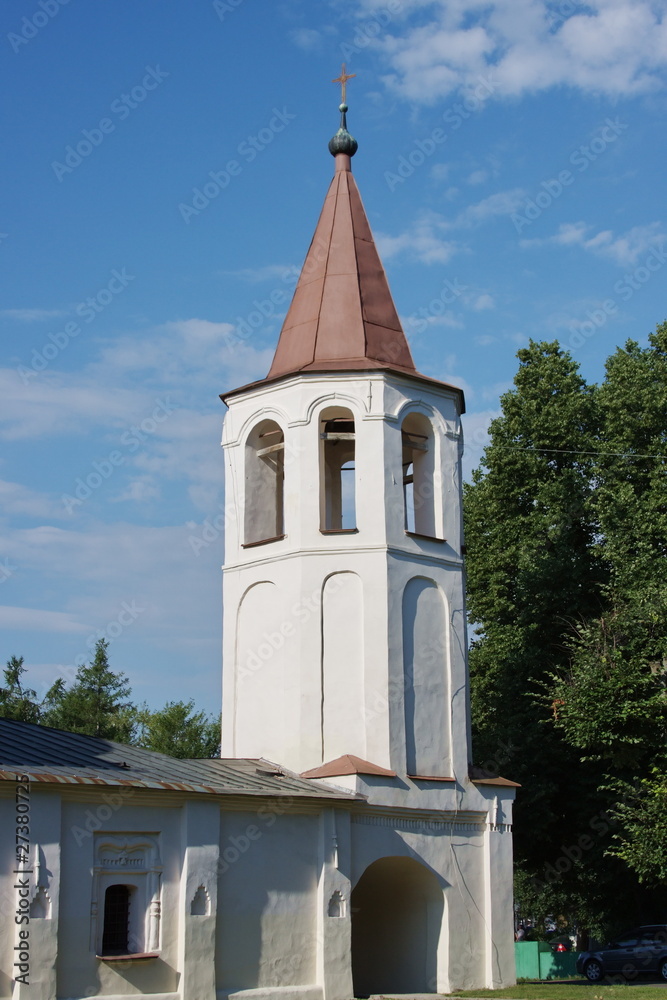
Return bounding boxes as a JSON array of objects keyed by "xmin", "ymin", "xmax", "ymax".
[
  {"xmin": 42, "ymin": 639, "xmax": 135, "ymax": 741},
  {"xmin": 0, "ymin": 656, "xmax": 41, "ymax": 723}
]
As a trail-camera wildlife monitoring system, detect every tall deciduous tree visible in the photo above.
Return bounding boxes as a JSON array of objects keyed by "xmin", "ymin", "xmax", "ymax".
[
  {"xmin": 463, "ymin": 340, "xmax": 628, "ymax": 934},
  {"xmin": 553, "ymin": 323, "xmax": 667, "ymax": 889}
]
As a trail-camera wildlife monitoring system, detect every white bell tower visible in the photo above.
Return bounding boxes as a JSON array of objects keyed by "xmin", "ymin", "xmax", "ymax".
[{"xmin": 220, "ymin": 102, "xmax": 472, "ymax": 787}]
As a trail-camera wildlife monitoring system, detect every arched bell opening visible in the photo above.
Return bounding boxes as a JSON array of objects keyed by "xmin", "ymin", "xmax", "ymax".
[
  {"xmin": 244, "ymin": 419, "xmax": 285, "ymax": 545},
  {"xmin": 319, "ymin": 406, "xmax": 356, "ymax": 532},
  {"xmin": 401, "ymin": 411, "xmax": 439, "ymax": 538}
]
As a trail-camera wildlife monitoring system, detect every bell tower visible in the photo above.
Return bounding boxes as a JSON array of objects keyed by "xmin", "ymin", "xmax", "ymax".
[{"xmin": 220, "ymin": 94, "xmax": 471, "ymax": 787}]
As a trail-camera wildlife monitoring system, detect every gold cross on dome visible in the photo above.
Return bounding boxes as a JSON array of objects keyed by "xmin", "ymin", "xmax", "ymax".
[{"xmin": 333, "ymin": 63, "xmax": 356, "ymax": 103}]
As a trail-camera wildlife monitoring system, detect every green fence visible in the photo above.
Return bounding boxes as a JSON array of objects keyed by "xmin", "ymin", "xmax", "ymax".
[{"xmin": 515, "ymin": 941, "xmax": 579, "ymax": 980}]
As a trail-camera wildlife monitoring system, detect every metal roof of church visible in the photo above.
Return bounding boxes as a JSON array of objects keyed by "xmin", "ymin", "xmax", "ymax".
[{"xmin": 0, "ymin": 719, "xmax": 361, "ymax": 801}]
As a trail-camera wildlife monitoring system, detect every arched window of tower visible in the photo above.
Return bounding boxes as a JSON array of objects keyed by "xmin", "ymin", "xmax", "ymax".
[
  {"xmin": 319, "ymin": 407, "xmax": 357, "ymax": 532},
  {"xmin": 401, "ymin": 412, "xmax": 438, "ymax": 539},
  {"xmin": 243, "ymin": 419, "xmax": 285, "ymax": 546}
]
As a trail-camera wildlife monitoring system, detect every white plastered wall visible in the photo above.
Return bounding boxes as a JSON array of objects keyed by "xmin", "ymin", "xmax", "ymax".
[{"xmin": 221, "ymin": 371, "xmax": 471, "ymax": 780}]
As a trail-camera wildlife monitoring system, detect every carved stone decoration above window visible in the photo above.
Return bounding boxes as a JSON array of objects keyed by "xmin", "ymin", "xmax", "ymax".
[{"xmin": 91, "ymin": 835, "xmax": 163, "ymax": 957}]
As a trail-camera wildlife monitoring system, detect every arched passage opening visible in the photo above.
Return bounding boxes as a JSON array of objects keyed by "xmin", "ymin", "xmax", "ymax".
[{"xmin": 351, "ymin": 856, "xmax": 444, "ymax": 997}]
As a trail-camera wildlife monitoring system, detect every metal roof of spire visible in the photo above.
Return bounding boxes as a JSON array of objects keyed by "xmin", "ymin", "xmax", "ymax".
[
  {"xmin": 264, "ymin": 84, "xmax": 418, "ymax": 381},
  {"xmin": 223, "ymin": 77, "xmax": 464, "ymax": 411}
]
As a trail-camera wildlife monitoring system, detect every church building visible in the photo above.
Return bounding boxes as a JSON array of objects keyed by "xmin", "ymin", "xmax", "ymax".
[{"xmin": 0, "ymin": 89, "xmax": 517, "ymax": 1000}]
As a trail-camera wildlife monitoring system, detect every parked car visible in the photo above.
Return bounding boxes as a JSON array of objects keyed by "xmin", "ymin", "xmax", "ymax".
[
  {"xmin": 547, "ymin": 934, "xmax": 573, "ymax": 953},
  {"xmin": 576, "ymin": 926, "xmax": 667, "ymax": 982}
]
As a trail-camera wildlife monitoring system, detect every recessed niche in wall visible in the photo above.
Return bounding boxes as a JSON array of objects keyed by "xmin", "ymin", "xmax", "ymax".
[
  {"xmin": 190, "ymin": 885, "xmax": 210, "ymax": 916},
  {"xmin": 328, "ymin": 890, "xmax": 345, "ymax": 918},
  {"xmin": 29, "ymin": 886, "xmax": 51, "ymax": 919}
]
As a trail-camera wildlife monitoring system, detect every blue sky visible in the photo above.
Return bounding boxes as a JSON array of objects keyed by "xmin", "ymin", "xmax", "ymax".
[{"xmin": 1, "ymin": 0, "xmax": 666, "ymax": 714}]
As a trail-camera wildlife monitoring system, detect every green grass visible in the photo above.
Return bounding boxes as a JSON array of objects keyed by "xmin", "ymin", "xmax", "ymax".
[{"xmin": 443, "ymin": 983, "xmax": 667, "ymax": 1000}]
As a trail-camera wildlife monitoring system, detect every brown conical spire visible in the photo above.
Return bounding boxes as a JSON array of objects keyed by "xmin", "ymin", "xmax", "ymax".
[
  {"xmin": 266, "ymin": 138, "xmax": 417, "ymax": 380},
  {"xmin": 223, "ymin": 95, "xmax": 464, "ymax": 412}
]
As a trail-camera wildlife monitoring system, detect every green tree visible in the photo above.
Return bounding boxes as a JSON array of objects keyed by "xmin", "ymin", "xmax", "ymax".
[
  {"xmin": 552, "ymin": 323, "xmax": 667, "ymax": 889},
  {"xmin": 0, "ymin": 656, "xmax": 41, "ymax": 723},
  {"xmin": 42, "ymin": 639, "xmax": 135, "ymax": 741},
  {"xmin": 134, "ymin": 700, "xmax": 220, "ymax": 758},
  {"xmin": 463, "ymin": 340, "xmax": 623, "ymax": 934}
]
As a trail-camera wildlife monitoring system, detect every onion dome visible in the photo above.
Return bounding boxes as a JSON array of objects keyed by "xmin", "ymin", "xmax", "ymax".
[{"xmin": 328, "ymin": 103, "xmax": 358, "ymax": 157}]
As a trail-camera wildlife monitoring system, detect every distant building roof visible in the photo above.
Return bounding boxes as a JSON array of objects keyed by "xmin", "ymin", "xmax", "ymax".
[{"xmin": 0, "ymin": 719, "xmax": 361, "ymax": 801}]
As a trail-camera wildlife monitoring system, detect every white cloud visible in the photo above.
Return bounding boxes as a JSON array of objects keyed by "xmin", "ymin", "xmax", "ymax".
[
  {"xmin": 473, "ymin": 294, "xmax": 495, "ymax": 310},
  {"xmin": 455, "ymin": 189, "xmax": 526, "ymax": 227},
  {"xmin": 430, "ymin": 163, "xmax": 450, "ymax": 182},
  {"xmin": 377, "ymin": 190, "xmax": 524, "ymax": 265},
  {"xmin": 467, "ymin": 169, "xmax": 488, "ymax": 185},
  {"xmin": 377, "ymin": 212, "xmax": 460, "ymax": 264},
  {"xmin": 0, "ymin": 605, "xmax": 89, "ymax": 634},
  {"xmin": 0, "ymin": 520, "xmax": 223, "ymax": 670},
  {"xmin": 290, "ymin": 28, "xmax": 323, "ymax": 50},
  {"xmin": 220, "ymin": 264, "xmax": 297, "ymax": 284},
  {"xmin": 0, "ymin": 368, "xmax": 145, "ymax": 441},
  {"xmin": 110, "ymin": 477, "xmax": 161, "ymax": 504},
  {"xmin": 0, "ymin": 480, "xmax": 64, "ymax": 519},
  {"xmin": 97, "ymin": 320, "xmax": 274, "ymax": 391},
  {"xmin": 521, "ymin": 220, "xmax": 666, "ymax": 266},
  {"xmin": 366, "ymin": 0, "xmax": 667, "ymax": 101}
]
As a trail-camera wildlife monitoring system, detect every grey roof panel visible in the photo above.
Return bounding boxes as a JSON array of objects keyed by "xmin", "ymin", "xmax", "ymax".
[{"xmin": 0, "ymin": 719, "xmax": 359, "ymax": 801}]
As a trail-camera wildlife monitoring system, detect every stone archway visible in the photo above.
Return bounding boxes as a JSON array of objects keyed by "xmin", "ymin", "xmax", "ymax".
[{"xmin": 351, "ymin": 856, "xmax": 444, "ymax": 997}]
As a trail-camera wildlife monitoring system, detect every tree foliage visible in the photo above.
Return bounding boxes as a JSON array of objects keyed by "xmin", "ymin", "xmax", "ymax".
[
  {"xmin": 551, "ymin": 323, "xmax": 667, "ymax": 889},
  {"xmin": 41, "ymin": 639, "xmax": 135, "ymax": 741},
  {"xmin": 0, "ymin": 643, "xmax": 221, "ymax": 759},
  {"xmin": 465, "ymin": 327, "xmax": 667, "ymax": 933},
  {"xmin": 135, "ymin": 700, "xmax": 221, "ymax": 758},
  {"xmin": 0, "ymin": 656, "xmax": 41, "ymax": 723}
]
